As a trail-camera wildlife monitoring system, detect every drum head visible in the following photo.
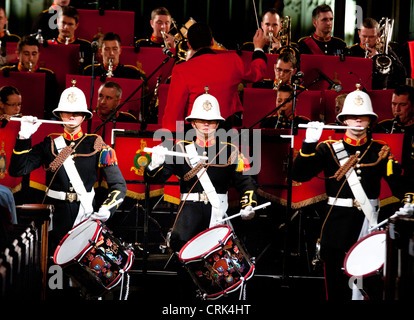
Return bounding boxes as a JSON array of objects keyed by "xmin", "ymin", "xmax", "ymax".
[
  {"xmin": 54, "ymin": 220, "xmax": 100, "ymax": 265},
  {"xmin": 344, "ymin": 231, "xmax": 386, "ymax": 277},
  {"xmin": 179, "ymin": 225, "xmax": 231, "ymax": 262}
]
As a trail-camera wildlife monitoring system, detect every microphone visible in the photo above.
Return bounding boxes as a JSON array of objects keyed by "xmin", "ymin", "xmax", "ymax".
[
  {"xmin": 390, "ymin": 116, "xmax": 400, "ymax": 134},
  {"xmin": 291, "ymin": 71, "xmax": 304, "ymax": 85},
  {"xmin": 91, "ymin": 41, "xmax": 99, "ymax": 53},
  {"xmin": 162, "ymin": 47, "xmax": 177, "ymax": 60},
  {"xmin": 316, "ymin": 69, "xmax": 342, "ymax": 92}
]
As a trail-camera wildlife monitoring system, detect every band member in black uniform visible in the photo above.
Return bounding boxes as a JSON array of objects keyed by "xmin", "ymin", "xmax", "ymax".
[
  {"xmin": 242, "ymin": 8, "xmax": 282, "ymax": 54},
  {"xmin": 347, "ymin": 18, "xmax": 406, "ymax": 90},
  {"xmin": 292, "ymin": 85, "xmax": 403, "ymax": 300},
  {"xmin": 47, "ymin": 6, "xmax": 92, "ymax": 73},
  {"xmin": 95, "ymin": 81, "xmax": 137, "ymax": 123},
  {"xmin": 32, "ymin": 0, "xmax": 71, "ymax": 41},
  {"xmin": 8, "ymin": 84, "xmax": 126, "ymax": 251},
  {"xmin": 144, "ymin": 90, "xmax": 257, "ymax": 253},
  {"xmin": 135, "ymin": 7, "xmax": 176, "ymax": 49},
  {"xmin": 0, "ymin": 6, "xmax": 20, "ymax": 67},
  {"xmin": 298, "ymin": 4, "xmax": 346, "ymax": 56},
  {"xmin": 1, "ymin": 35, "xmax": 59, "ymax": 120},
  {"xmin": 260, "ymin": 84, "xmax": 309, "ymax": 129},
  {"xmin": 373, "ymin": 85, "xmax": 414, "ymax": 178},
  {"xmin": 83, "ymin": 32, "xmax": 146, "ymax": 82}
]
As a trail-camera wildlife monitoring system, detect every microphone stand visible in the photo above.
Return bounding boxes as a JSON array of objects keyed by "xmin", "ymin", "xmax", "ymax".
[
  {"xmin": 246, "ymin": 76, "xmax": 323, "ymax": 284},
  {"xmin": 93, "ymin": 55, "xmax": 173, "ymax": 135},
  {"xmin": 87, "ymin": 49, "xmax": 97, "ymax": 134},
  {"xmin": 93, "ymin": 54, "xmax": 173, "ymax": 275}
]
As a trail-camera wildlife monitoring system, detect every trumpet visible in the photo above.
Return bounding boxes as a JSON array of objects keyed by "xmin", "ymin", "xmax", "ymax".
[
  {"xmin": 268, "ymin": 32, "xmax": 274, "ymax": 54},
  {"xmin": 371, "ymin": 17, "xmax": 394, "ymax": 75},
  {"xmin": 275, "ymin": 16, "xmax": 299, "ymax": 56},
  {"xmin": 274, "ymin": 78, "xmax": 283, "ymax": 90},
  {"xmin": 28, "ymin": 61, "xmax": 33, "ymax": 72},
  {"xmin": 106, "ymin": 58, "xmax": 114, "ymax": 77},
  {"xmin": 160, "ymin": 30, "xmax": 170, "ymax": 49}
]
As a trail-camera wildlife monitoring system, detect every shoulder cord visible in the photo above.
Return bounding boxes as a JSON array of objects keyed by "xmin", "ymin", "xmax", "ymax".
[{"xmin": 41, "ymin": 134, "xmax": 103, "ymax": 203}]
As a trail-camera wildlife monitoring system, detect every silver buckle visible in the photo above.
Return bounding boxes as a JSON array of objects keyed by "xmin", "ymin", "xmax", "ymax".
[
  {"xmin": 66, "ymin": 193, "xmax": 77, "ymax": 203},
  {"xmin": 199, "ymin": 191, "xmax": 209, "ymax": 204}
]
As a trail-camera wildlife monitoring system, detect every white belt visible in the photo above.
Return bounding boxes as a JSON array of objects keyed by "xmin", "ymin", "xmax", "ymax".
[
  {"xmin": 181, "ymin": 192, "xmax": 227, "ymax": 204},
  {"xmin": 47, "ymin": 189, "xmax": 79, "ymax": 202},
  {"xmin": 328, "ymin": 197, "xmax": 379, "ymax": 209}
]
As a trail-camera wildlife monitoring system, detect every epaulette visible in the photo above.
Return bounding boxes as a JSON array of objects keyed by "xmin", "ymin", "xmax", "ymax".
[
  {"xmin": 125, "ymin": 64, "xmax": 146, "ymax": 76},
  {"xmin": 0, "ymin": 65, "xmax": 13, "ymax": 71},
  {"xmin": 332, "ymin": 36, "xmax": 346, "ymax": 43},
  {"xmin": 78, "ymin": 38, "xmax": 91, "ymax": 43},
  {"xmin": 318, "ymin": 139, "xmax": 340, "ymax": 147},
  {"xmin": 38, "ymin": 67, "xmax": 55, "ymax": 74},
  {"xmin": 47, "ymin": 132, "xmax": 63, "ymax": 138},
  {"xmin": 135, "ymin": 38, "xmax": 150, "ymax": 45},
  {"xmin": 83, "ymin": 63, "xmax": 101, "ymax": 72},
  {"xmin": 8, "ymin": 34, "xmax": 21, "ymax": 40},
  {"xmin": 372, "ymin": 139, "xmax": 389, "ymax": 146},
  {"xmin": 298, "ymin": 35, "xmax": 311, "ymax": 42},
  {"xmin": 347, "ymin": 43, "xmax": 360, "ymax": 49},
  {"xmin": 377, "ymin": 118, "xmax": 393, "ymax": 124}
]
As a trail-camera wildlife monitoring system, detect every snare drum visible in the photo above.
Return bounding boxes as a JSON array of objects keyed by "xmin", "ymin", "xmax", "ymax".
[
  {"xmin": 178, "ymin": 225, "xmax": 255, "ymax": 300},
  {"xmin": 344, "ymin": 231, "xmax": 386, "ymax": 278},
  {"xmin": 53, "ymin": 219, "xmax": 134, "ymax": 297}
]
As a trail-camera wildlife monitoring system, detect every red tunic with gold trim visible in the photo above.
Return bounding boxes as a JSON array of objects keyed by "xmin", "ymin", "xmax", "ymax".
[{"xmin": 162, "ymin": 48, "xmax": 267, "ymax": 131}]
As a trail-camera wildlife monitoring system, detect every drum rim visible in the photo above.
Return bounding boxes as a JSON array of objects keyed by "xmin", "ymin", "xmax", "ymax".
[
  {"xmin": 53, "ymin": 219, "xmax": 101, "ymax": 266},
  {"xmin": 178, "ymin": 224, "xmax": 232, "ymax": 262},
  {"xmin": 343, "ymin": 230, "xmax": 386, "ymax": 278}
]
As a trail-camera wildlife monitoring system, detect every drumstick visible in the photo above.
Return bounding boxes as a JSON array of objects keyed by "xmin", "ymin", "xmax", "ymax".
[
  {"xmin": 298, "ymin": 124, "xmax": 364, "ymax": 131},
  {"xmin": 10, "ymin": 116, "xmax": 73, "ymax": 125},
  {"xmin": 216, "ymin": 202, "xmax": 271, "ymax": 223},
  {"xmin": 144, "ymin": 147, "xmax": 209, "ymax": 160}
]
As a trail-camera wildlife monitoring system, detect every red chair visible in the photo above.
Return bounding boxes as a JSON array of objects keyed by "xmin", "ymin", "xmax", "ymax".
[
  {"xmin": 408, "ymin": 41, "xmax": 414, "ymax": 78},
  {"xmin": 5, "ymin": 42, "xmax": 18, "ymax": 64},
  {"xmin": 65, "ymin": 74, "xmax": 143, "ymax": 119},
  {"xmin": 76, "ymin": 9, "xmax": 135, "ymax": 45},
  {"xmin": 39, "ymin": 44, "xmax": 80, "ymax": 92},
  {"xmin": 0, "ymin": 71, "xmax": 45, "ymax": 118},
  {"xmin": 120, "ymin": 46, "xmax": 175, "ymax": 93},
  {"xmin": 367, "ymin": 89, "xmax": 394, "ymax": 122},
  {"xmin": 300, "ymin": 54, "xmax": 373, "ymax": 91}
]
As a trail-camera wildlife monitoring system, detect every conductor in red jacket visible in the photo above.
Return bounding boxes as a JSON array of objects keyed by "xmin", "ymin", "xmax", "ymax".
[{"xmin": 162, "ymin": 22, "xmax": 268, "ymax": 131}]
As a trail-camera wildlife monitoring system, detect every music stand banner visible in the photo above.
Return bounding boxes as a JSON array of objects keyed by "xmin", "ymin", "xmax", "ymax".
[{"xmin": 112, "ymin": 129, "xmax": 179, "ymax": 202}]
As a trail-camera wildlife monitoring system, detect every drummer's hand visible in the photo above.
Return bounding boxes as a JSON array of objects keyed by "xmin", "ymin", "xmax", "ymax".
[
  {"xmin": 18, "ymin": 116, "xmax": 42, "ymax": 139},
  {"xmin": 396, "ymin": 203, "xmax": 414, "ymax": 218},
  {"xmin": 240, "ymin": 205, "xmax": 255, "ymax": 220},
  {"xmin": 148, "ymin": 145, "xmax": 167, "ymax": 170},
  {"xmin": 305, "ymin": 121, "xmax": 324, "ymax": 143},
  {"xmin": 253, "ymin": 28, "xmax": 267, "ymax": 50},
  {"xmin": 90, "ymin": 206, "xmax": 111, "ymax": 222}
]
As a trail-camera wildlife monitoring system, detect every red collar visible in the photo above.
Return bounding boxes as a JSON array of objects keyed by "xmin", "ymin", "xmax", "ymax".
[
  {"xmin": 17, "ymin": 62, "xmax": 38, "ymax": 72},
  {"xmin": 196, "ymin": 137, "xmax": 216, "ymax": 147},
  {"xmin": 0, "ymin": 30, "xmax": 5, "ymax": 38},
  {"xmin": 63, "ymin": 129, "xmax": 84, "ymax": 141},
  {"xmin": 57, "ymin": 36, "xmax": 75, "ymax": 44},
  {"xmin": 343, "ymin": 133, "xmax": 368, "ymax": 146},
  {"xmin": 151, "ymin": 34, "xmax": 164, "ymax": 44},
  {"xmin": 313, "ymin": 32, "xmax": 331, "ymax": 42}
]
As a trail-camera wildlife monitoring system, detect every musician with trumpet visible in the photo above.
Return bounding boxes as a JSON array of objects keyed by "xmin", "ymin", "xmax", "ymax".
[
  {"xmin": 1, "ymin": 35, "xmax": 59, "ymax": 120},
  {"xmin": 136, "ymin": 7, "xmax": 176, "ymax": 49},
  {"xmin": 292, "ymin": 84, "xmax": 403, "ymax": 300},
  {"xmin": 83, "ymin": 32, "xmax": 146, "ymax": 82},
  {"xmin": 8, "ymin": 83, "xmax": 127, "ymax": 254},
  {"xmin": 347, "ymin": 17, "xmax": 406, "ymax": 90}
]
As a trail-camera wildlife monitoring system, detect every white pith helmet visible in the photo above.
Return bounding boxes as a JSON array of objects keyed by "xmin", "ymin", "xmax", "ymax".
[
  {"xmin": 185, "ymin": 87, "xmax": 225, "ymax": 122},
  {"xmin": 337, "ymin": 83, "xmax": 377, "ymax": 122},
  {"xmin": 52, "ymin": 80, "xmax": 93, "ymax": 119}
]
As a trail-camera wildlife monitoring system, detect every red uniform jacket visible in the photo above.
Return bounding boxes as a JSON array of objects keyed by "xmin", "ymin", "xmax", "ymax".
[{"xmin": 162, "ymin": 48, "xmax": 267, "ymax": 131}]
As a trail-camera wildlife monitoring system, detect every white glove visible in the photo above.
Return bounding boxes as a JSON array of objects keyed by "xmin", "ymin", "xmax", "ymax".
[
  {"xmin": 395, "ymin": 203, "xmax": 414, "ymax": 218},
  {"xmin": 90, "ymin": 206, "xmax": 111, "ymax": 222},
  {"xmin": 305, "ymin": 121, "xmax": 324, "ymax": 143},
  {"xmin": 148, "ymin": 145, "xmax": 167, "ymax": 170},
  {"xmin": 240, "ymin": 205, "xmax": 255, "ymax": 220},
  {"xmin": 18, "ymin": 116, "xmax": 42, "ymax": 139}
]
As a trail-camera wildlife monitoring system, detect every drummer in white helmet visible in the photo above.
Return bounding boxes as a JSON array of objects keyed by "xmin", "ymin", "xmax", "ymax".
[
  {"xmin": 146, "ymin": 89, "xmax": 257, "ymax": 236},
  {"xmin": 9, "ymin": 81, "xmax": 127, "ymax": 262},
  {"xmin": 292, "ymin": 84, "xmax": 403, "ymax": 301}
]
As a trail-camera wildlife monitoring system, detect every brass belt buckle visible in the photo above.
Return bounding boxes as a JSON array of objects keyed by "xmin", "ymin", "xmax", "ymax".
[
  {"xmin": 200, "ymin": 191, "xmax": 209, "ymax": 204},
  {"xmin": 353, "ymin": 199, "xmax": 361, "ymax": 210},
  {"xmin": 66, "ymin": 192, "xmax": 77, "ymax": 203}
]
